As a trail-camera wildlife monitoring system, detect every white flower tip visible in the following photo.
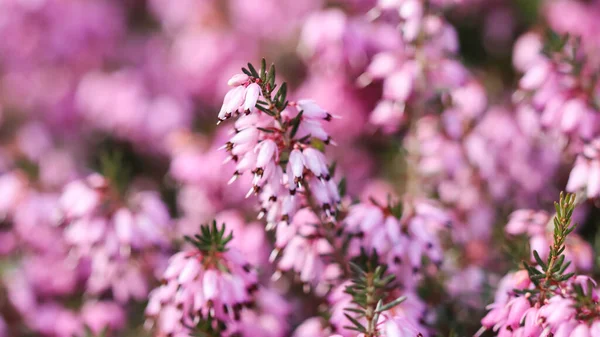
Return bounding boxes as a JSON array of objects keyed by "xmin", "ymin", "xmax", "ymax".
[
  {"xmin": 272, "ymin": 270, "xmax": 282, "ymax": 281},
  {"xmin": 367, "ymin": 7, "xmax": 381, "ymax": 21},
  {"xmin": 269, "ymin": 249, "xmax": 279, "ymax": 262},
  {"xmin": 227, "ymin": 175, "xmax": 238, "ymax": 185},
  {"xmin": 356, "ymin": 73, "xmax": 373, "ymax": 88}
]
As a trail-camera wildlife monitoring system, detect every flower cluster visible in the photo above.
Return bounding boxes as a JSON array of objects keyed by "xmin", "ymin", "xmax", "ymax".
[
  {"xmin": 481, "ymin": 194, "xmax": 600, "ymax": 337},
  {"xmin": 345, "ymin": 197, "xmax": 449, "ymax": 286},
  {"xmin": 215, "ymin": 62, "xmax": 438, "ymax": 336},
  {"xmin": 145, "ymin": 221, "xmax": 258, "ymax": 337},
  {"xmin": 218, "ymin": 62, "xmax": 340, "ymax": 230},
  {"xmin": 58, "ymin": 173, "xmax": 172, "ymax": 302},
  {"xmin": 362, "ymin": 0, "xmax": 487, "ymax": 134}
]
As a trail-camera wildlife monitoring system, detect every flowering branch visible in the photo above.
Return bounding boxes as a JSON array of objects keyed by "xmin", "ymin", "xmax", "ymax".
[
  {"xmin": 523, "ymin": 192, "xmax": 576, "ymax": 302},
  {"xmin": 217, "ymin": 60, "xmax": 351, "ymax": 286}
]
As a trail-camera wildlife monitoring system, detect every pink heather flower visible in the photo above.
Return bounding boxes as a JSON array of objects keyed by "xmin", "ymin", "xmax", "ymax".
[
  {"xmin": 274, "ymin": 208, "xmax": 341, "ymax": 287},
  {"xmin": 481, "ymin": 268, "xmax": 600, "ymax": 337},
  {"xmin": 228, "ymin": 287, "xmax": 291, "ymax": 337},
  {"xmin": 293, "ymin": 317, "xmax": 332, "ymax": 337},
  {"xmin": 571, "ymin": 324, "xmax": 592, "ymax": 337},
  {"xmin": 38, "ymin": 149, "xmax": 79, "ymax": 189},
  {"xmin": 567, "ymin": 139, "xmax": 600, "ymax": 199},
  {"xmin": 21, "ymin": 254, "xmax": 80, "ymax": 298},
  {"xmin": 0, "ymin": 171, "xmax": 28, "ymax": 219},
  {"xmin": 363, "ymin": 0, "xmax": 488, "ymax": 136},
  {"xmin": 12, "ymin": 191, "xmax": 64, "ymax": 252},
  {"xmin": 228, "ymin": 74, "xmax": 250, "ymax": 87},
  {"xmin": 370, "ymin": 101, "xmax": 406, "ymax": 134},
  {"xmin": 59, "ymin": 174, "xmax": 172, "ymax": 302},
  {"xmin": 3, "ymin": 260, "xmax": 97, "ymax": 337},
  {"xmin": 145, "ymin": 239, "xmax": 258, "ymax": 336},
  {"xmin": 445, "ymin": 266, "xmax": 486, "ymax": 307},
  {"xmin": 15, "ymin": 122, "xmax": 52, "ymax": 162},
  {"xmin": 481, "ymin": 271, "xmax": 532, "ymax": 329},
  {"xmin": 228, "ymin": 0, "xmax": 324, "ymax": 41},
  {"xmin": 298, "ymin": 9, "xmax": 370, "ymax": 74},
  {"xmin": 76, "ymin": 70, "xmax": 191, "ymax": 151},
  {"xmin": 296, "ymin": 74, "xmax": 369, "ymax": 145},
  {"xmin": 80, "ymin": 301, "xmax": 126, "ymax": 335},
  {"xmin": 33, "ymin": 304, "xmax": 83, "ymax": 337},
  {"xmin": 297, "ymin": 99, "xmax": 335, "ymax": 121},
  {"xmin": 512, "ymin": 28, "xmax": 600, "ymax": 147},
  {"xmin": 513, "ymin": 33, "xmax": 544, "ymax": 72},
  {"xmin": 218, "ymin": 76, "xmax": 262, "ymax": 122},
  {"xmin": 345, "ymin": 197, "xmax": 448, "ymax": 283}
]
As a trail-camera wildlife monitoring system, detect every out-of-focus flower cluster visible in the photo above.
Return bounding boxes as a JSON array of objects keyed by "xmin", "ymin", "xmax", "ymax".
[{"xmin": 2, "ymin": 0, "xmax": 600, "ymax": 336}]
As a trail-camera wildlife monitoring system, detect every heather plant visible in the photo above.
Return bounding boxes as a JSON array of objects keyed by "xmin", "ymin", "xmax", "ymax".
[{"xmin": 2, "ymin": 0, "xmax": 600, "ymax": 337}]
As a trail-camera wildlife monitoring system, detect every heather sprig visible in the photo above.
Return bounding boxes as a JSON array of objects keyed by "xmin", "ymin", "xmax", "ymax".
[
  {"xmin": 343, "ymin": 251, "xmax": 406, "ymax": 337},
  {"xmin": 522, "ymin": 192, "xmax": 577, "ymax": 299},
  {"xmin": 219, "ymin": 60, "xmax": 340, "ymax": 229}
]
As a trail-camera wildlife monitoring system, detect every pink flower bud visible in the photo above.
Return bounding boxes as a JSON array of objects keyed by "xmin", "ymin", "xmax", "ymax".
[
  {"xmin": 289, "ymin": 149, "xmax": 305, "ymax": 181},
  {"xmin": 571, "ymin": 324, "xmax": 592, "ymax": 337},
  {"xmin": 243, "ymin": 83, "xmax": 261, "ymax": 112},
  {"xmin": 227, "ymin": 73, "xmax": 249, "ymax": 86},
  {"xmin": 506, "ymin": 297, "xmax": 530, "ymax": 327},
  {"xmin": 384, "ymin": 67, "xmax": 414, "ymax": 102},
  {"xmin": 513, "ymin": 270, "xmax": 531, "ymax": 289},
  {"xmin": 255, "ymin": 140, "xmax": 278, "ymax": 169},
  {"xmin": 561, "ymin": 98, "xmax": 586, "ymax": 133},
  {"xmin": 588, "ymin": 160, "xmax": 600, "ymax": 198},
  {"xmin": 114, "ymin": 208, "xmax": 134, "ymax": 245},
  {"xmin": 366, "ymin": 53, "xmax": 398, "ymax": 79},
  {"xmin": 567, "ymin": 157, "xmax": 590, "ymax": 193},
  {"xmin": 220, "ymin": 86, "xmax": 246, "ymax": 118},
  {"xmin": 589, "ymin": 321, "xmax": 600, "ymax": 336},
  {"xmin": 303, "ymin": 148, "xmax": 329, "ymax": 180},
  {"xmin": 297, "ymin": 99, "xmax": 330, "ymax": 120},
  {"xmin": 519, "ymin": 61, "xmax": 550, "ymax": 90},
  {"xmin": 203, "ymin": 269, "xmax": 219, "ymax": 300}
]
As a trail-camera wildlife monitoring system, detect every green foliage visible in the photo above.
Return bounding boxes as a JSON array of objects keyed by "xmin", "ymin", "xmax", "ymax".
[
  {"xmin": 184, "ymin": 220, "xmax": 233, "ymax": 253},
  {"xmin": 241, "ymin": 59, "xmax": 288, "ymax": 114},
  {"xmin": 343, "ymin": 251, "xmax": 406, "ymax": 336},
  {"xmin": 99, "ymin": 150, "xmax": 132, "ymax": 196},
  {"xmin": 523, "ymin": 192, "xmax": 577, "ymax": 298}
]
